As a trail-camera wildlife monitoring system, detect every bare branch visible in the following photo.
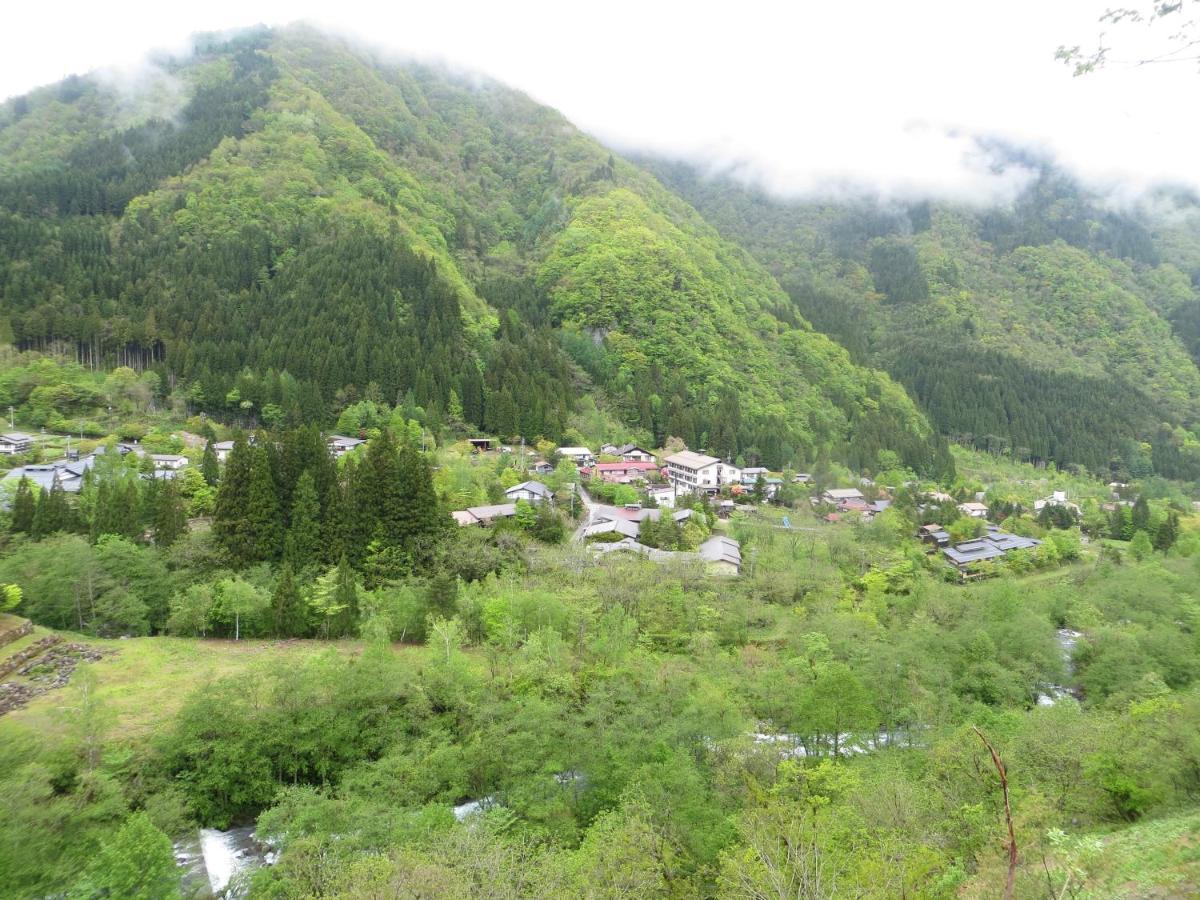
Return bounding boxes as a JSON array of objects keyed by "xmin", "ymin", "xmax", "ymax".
[{"xmin": 973, "ymin": 725, "xmax": 1018, "ymax": 900}]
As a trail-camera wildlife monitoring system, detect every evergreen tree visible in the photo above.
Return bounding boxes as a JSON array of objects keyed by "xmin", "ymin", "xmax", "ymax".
[
  {"xmin": 153, "ymin": 479, "xmax": 187, "ymax": 547},
  {"xmin": 32, "ymin": 482, "xmax": 71, "ymax": 538},
  {"xmin": 10, "ymin": 477, "xmax": 35, "ymax": 534},
  {"xmin": 1131, "ymin": 495, "xmax": 1151, "ymax": 533},
  {"xmin": 244, "ymin": 446, "xmax": 283, "ymax": 564},
  {"xmin": 393, "ymin": 443, "xmax": 448, "ymax": 564},
  {"xmin": 426, "ymin": 571, "xmax": 459, "ymax": 619},
  {"xmin": 1154, "ymin": 512, "xmax": 1179, "ymax": 552},
  {"xmin": 363, "ymin": 429, "xmax": 402, "ymax": 546},
  {"xmin": 201, "ymin": 439, "xmax": 220, "ymax": 486},
  {"xmin": 284, "ymin": 470, "xmax": 321, "ymax": 570},
  {"xmin": 332, "ymin": 553, "xmax": 359, "ymax": 636},
  {"xmin": 270, "ymin": 562, "xmax": 307, "ymax": 638},
  {"xmin": 213, "ymin": 437, "xmax": 253, "ymax": 564}
]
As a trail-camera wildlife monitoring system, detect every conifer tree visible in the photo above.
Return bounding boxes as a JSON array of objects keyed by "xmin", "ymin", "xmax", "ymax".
[
  {"xmin": 32, "ymin": 482, "xmax": 71, "ymax": 538},
  {"xmin": 201, "ymin": 439, "xmax": 220, "ymax": 486},
  {"xmin": 153, "ymin": 479, "xmax": 187, "ymax": 547},
  {"xmin": 364, "ymin": 429, "xmax": 403, "ymax": 546},
  {"xmin": 10, "ymin": 477, "xmax": 35, "ymax": 534},
  {"xmin": 213, "ymin": 436, "xmax": 254, "ymax": 564},
  {"xmin": 270, "ymin": 562, "xmax": 307, "ymax": 637},
  {"xmin": 394, "ymin": 442, "xmax": 447, "ymax": 563},
  {"xmin": 284, "ymin": 470, "xmax": 321, "ymax": 570},
  {"xmin": 244, "ymin": 446, "xmax": 283, "ymax": 564},
  {"xmin": 1131, "ymin": 495, "xmax": 1151, "ymax": 533},
  {"xmin": 1154, "ymin": 512, "xmax": 1179, "ymax": 552}
]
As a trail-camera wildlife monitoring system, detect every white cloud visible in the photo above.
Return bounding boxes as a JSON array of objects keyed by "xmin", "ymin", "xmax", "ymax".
[{"xmin": 1, "ymin": 0, "xmax": 1195, "ymax": 203}]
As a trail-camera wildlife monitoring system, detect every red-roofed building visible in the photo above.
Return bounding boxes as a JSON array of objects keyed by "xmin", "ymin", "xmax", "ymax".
[{"xmin": 589, "ymin": 461, "xmax": 660, "ymax": 484}]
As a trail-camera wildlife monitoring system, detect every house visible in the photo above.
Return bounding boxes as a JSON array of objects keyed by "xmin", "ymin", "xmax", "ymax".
[
  {"xmin": 3, "ymin": 452, "xmax": 98, "ymax": 495},
  {"xmin": 530, "ymin": 459, "xmax": 555, "ymax": 476},
  {"xmin": 822, "ymin": 488, "xmax": 864, "ymax": 505},
  {"xmin": 616, "ymin": 443, "xmax": 655, "ymax": 463},
  {"xmin": 740, "ymin": 467, "xmax": 769, "ymax": 485},
  {"xmin": 468, "ymin": 438, "xmax": 493, "ymax": 453},
  {"xmin": 698, "ymin": 536, "xmax": 742, "ymax": 575},
  {"xmin": 213, "ymin": 440, "xmax": 236, "ymax": 463},
  {"xmin": 599, "ymin": 444, "xmax": 620, "ymax": 456},
  {"xmin": 589, "ymin": 461, "xmax": 659, "ymax": 484},
  {"xmin": 720, "ymin": 462, "xmax": 743, "ymax": 485},
  {"xmin": 665, "ymin": 450, "xmax": 723, "ymax": 493},
  {"xmin": 957, "ymin": 501, "xmax": 989, "ymax": 519},
  {"xmin": 792, "ymin": 473, "xmax": 812, "ymax": 484},
  {"xmin": 761, "ymin": 477, "xmax": 783, "ymax": 501},
  {"xmin": 505, "ymin": 481, "xmax": 553, "ymax": 504},
  {"xmin": 646, "ymin": 484, "xmax": 677, "ymax": 508},
  {"xmin": 1033, "ymin": 490, "xmax": 1080, "ymax": 514},
  {"xmin": 556, "ymin": 446, "xmax": 595, "ymax": 466},
  {"xmin": 718, "ymin": 499, "xmax": 736, "ymax": 519},
  {"xmin": 918, "ymin": 523, "xmax": 951, "ymax": 547},
  {"xmin": 942, "ymin": 529, "xmax": 1041, "ymax": 573},
  {"xmin": 150, "ymin": 454, "xmax": 188, "ymax": 471},
  {"xmin": 327, "ymin": 435, "xmax": 366, "ymax": 458},
  {"xmin": 453, "ymin": 503, "xmax": 518, "ymax": 526},
  {"xmin": 0, "ymin": 432, "xmax": 34, "ymax": 455}
]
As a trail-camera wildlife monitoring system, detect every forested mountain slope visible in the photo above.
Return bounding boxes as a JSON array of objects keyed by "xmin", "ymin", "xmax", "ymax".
[
  {"xmin": 648, "ymin": 160, "xmax": 1200, "ymax": 481},
  {"xmin": 0, "ymin": 26, "xmax": 950, "ymax": 475}
]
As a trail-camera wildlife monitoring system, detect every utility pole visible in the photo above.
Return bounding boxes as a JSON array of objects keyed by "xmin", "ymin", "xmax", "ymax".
[{"xmin": 7, "ymin": 406, "xmax": 12, "ymax": 429}]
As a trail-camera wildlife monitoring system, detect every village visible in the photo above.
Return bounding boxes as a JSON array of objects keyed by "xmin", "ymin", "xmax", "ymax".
[{"xmin": 0, "ymin": 424, "xmax": 1169, "ymax": 582}]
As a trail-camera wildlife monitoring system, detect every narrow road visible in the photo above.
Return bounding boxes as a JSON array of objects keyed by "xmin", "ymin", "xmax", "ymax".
[{"xmin": 571, "ymin": 483, "xmax": 598, "ymax": 543}]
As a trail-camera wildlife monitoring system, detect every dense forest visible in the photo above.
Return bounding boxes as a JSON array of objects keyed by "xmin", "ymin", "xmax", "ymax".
[
  {"xmin": 0, "ymin": 26, "xmax": 950, "ymax": 476},
  {"xmin": 648, "ymin": 158, "xmax": 1200, "ymax": 481}
]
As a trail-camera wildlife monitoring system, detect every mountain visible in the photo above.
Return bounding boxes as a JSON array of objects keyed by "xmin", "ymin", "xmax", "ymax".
[
  {"xmin": 0, "ymin": 26, "xmax": 950, "ymax": 476},
  {"xmin": 646, "ymin": 158, "xmax": 1200, "ymax": 481}
]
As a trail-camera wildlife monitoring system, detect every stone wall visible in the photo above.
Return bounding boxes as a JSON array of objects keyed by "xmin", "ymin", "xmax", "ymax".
[
  {"xmin": 0, "ymin": 618, "xmax": 33, "ymax": 650},
  {"xmin": 0, "ymin": 634, "xmax": 61, "ymax": 681}
]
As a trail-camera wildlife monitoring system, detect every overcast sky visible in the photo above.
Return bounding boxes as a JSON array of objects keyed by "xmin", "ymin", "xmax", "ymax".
[{"xmin": 2, "ymin": 1, "xmax": 1194, "ymax": 203}]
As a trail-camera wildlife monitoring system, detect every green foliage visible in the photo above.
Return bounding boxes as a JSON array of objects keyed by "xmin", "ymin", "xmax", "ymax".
[{"xmin": 68, "ymin": 813, "xmax": 180, "ymax": 900}]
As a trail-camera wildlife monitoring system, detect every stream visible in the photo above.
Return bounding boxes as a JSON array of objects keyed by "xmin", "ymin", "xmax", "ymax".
[
  {"xmin": 1036, "ymin": 628, "xmax": 1084, "ymax": 706},
  {"xmin": 175, "ymin": 826, "xmax": 275, "ymax": 898}
]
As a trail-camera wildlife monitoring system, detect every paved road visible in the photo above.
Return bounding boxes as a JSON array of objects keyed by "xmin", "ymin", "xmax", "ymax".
[{"xmin": 571, "ymin": 483, "xmax": 598, "ymax": 542}]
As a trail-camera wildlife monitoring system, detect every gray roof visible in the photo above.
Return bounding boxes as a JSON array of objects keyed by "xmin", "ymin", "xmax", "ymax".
[
  {"xmin": 585, "ymin": 518, "xmax": 642, "ymax": 539},
  {"xmin": 0, "ymin": 432, "xmax": 34, "ymax": 443},
  {"xmin": 3, "ymin": 465, "xmax": 58, "ymax": 491},
  {"xmin": 665, "ymin": 450, "xmax": 721, "ymax": 470},
  {"xmin": 698, "ymin": 535, "xmax": 742, "ymax": 567},
  {"xmin": 464, "ymin": 503, "xmax": 518, "ymax": 520},
  {"xmin": 942, "ymin": 531, "xmax": 1041, "ymax": 567},
  {"xmin": 825, "ymin": 489, "xmax": 864, "ymax": 504},
  {"xmin": 506, "ymin": 480, "xmax": 552, "ymax": 499},
  {"xmin": 618, "ymin": 443, "xmax": 652, "ymax": 455}
]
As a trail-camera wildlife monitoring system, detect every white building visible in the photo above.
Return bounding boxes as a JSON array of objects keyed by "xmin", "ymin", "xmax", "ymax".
[
  {"xmin": 327, "ymin": 435, "xmax": 366, "ymax": 458},
  {"xmin": 505, "ymin": 481, "xmax": 553, "ymax": 504},
  {"xmin": 0, "ymin": 432, "xmax": 34, "ymax": 455},
  {"xmin": 556, "ymin": 446, "xmax": 595, "ymax": 466},
  {"xmin": 957, "ymin": 501, "xmax": 989, "ymax": 519},
  {"xmin": 150, "ymin": 454, "xmax": 189, "ymax": 471},
  {"xmin": 1034, "ymin": 490, "xmax": 1080, "ymax": 514},
  {"xmin": 665, "ymin": 450, "xmax": 723, "ymax": 493},
  {"xmin": 646, "ymin": 484, "xmax": 677, "ymax": 508},
  {"xmin": 213, "ymin": 440, "xmax": 235, "ymax": 463}
]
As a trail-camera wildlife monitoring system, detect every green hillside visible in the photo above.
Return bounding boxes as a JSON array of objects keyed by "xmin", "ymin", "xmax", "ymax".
[
  {"xmin": 648, "ymin": 160, "xmax": 1200, "ymax": 481},
  {"xmin": 0, "ymin": 26, "xmax": 948, "ymax": 475}
]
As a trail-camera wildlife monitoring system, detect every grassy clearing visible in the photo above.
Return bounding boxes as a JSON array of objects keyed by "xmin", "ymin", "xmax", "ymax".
[{"xmin": 0, "ymin": 635, "xmax": 364, "ymax": 751}]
